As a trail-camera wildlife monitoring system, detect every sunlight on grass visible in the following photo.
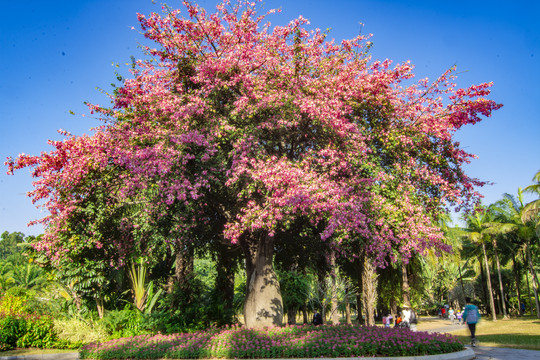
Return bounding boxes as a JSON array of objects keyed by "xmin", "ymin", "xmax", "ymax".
[{"xmin": 448, "ymin": 317, "xmax": 540, "ymax": 350}]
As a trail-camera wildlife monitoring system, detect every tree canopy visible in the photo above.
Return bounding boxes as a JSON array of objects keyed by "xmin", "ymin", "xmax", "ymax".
[{"xmin": 6, "ymin": 0, "xmax": 501, "ymax": 328}]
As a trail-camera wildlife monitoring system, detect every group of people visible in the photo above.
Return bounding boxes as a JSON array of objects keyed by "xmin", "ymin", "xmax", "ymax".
[
  {"xmin": 447, "ymin": 307, "xmax": 463, "ymax": 324},
  {"xmin": 311, "ymin": 297, "xmax": 480, "ymax": 347},
  {"xmin": 382, "ymin": 306, "xmax": 418, "ymax": 331}
]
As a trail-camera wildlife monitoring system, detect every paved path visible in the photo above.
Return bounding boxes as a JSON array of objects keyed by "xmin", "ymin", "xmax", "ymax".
[
  {"xmin": 465, "ymin": 345, "xmax": 540, "ymax": 360},
  {"xmin": 418, "ymin": 317, "xmax": 540, "ymax": 359}
]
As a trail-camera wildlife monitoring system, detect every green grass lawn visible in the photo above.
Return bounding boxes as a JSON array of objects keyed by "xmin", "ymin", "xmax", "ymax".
[{"xmin": 447, "ymin": 317, "xmax": 540, "ymax": 350}]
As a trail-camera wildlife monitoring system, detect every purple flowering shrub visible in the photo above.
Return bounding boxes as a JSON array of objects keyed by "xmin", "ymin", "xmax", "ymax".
[{"xmin": 79, "ymin": 324, "xmax": 464, "ymax": 359}]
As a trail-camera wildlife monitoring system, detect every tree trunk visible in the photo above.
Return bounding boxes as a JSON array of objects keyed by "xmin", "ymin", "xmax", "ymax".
[
  {"xmin": 482, "ymin": 241, "xmax": 497, "ymax": 321},
  {"xmin": 287, "ymin": 308, "xmax": 297, "ymax": 325},
  {"xmin": 243, "ymin": 233, "xmax": 284, "ymax": 328},
  {"xmin": 356, "ymin": 260, "xmax": 364, "ymax": 325},
  {"xmin": 526, "ymin": 242, "xmax": 540, "ymax": 318},
  {"xmin": 401, "ymin": 260, "xmax": 411, "ymax": 308},
  {"xmin": 175, "ymin": 239, "xmax": 194, "ymax": 284},
  {"xmin": 215, "ymin": 243, "xmax": 238, "ymax": 324},
  {"xmin": 479, "ymin": 258, "xmax": 489, "ymax": 309},
  {"xmin": 301, "ymin": 305, "xmax": 308, "ymax": 324},
  {"xmin": 356, "ymin": 292, "xmax": 363, "ymax": 324},
  {"xmin": 328, "ymin": 250, "xmax": 340, "ymax": 325},
  {"xmin": 391, "ymin": 299, "xmax": 398, "ymax": 324},
  {"xmin": 317, "ymin": 271, "xmax": 327, "ymax": 324},
  {"xmin": 513, "ymin": 253, "xmax": 523, "ymax": 316},
  {"xmin": 493, "ymin": 239, "xmax": 508, "ymax": 318},
  {"xmin": 345, "ymin": 287, "xmax": 352, "ymax": 324},
  {"xmin": 524, "ymin": 251, "xmax": 534, "ymax": 315},
  {"xmin": 96, "ymin": 295, "xmax": 104, "ymax": 319},
  {"xmin": 458, "ymin": 264, "xmax": 466, "ymax": 303},
  {"xmin": 361, "ymin": 253, "xmax": 378, "ymax": 326}
]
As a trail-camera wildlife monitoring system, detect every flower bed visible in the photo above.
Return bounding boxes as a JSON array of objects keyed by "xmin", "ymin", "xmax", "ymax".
[{"xmin": 79, "ymin": 324, "xmax": 464, "ymax": 359}]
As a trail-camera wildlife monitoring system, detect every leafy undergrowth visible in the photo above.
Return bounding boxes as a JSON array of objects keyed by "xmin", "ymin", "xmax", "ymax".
[{"xmin": 80, "ymin": 324, "xmax": 464, "ymax": 359}]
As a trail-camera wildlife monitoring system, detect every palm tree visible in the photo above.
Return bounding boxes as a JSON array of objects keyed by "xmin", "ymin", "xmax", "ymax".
[
  {"xmin": 491, "ymin": 189, "xmax": 539, "ymax": 317},
  {"xmin": 523, "ymin": 170, "xmax": 540, "ymax": 236},
  {"xmin": 520, "ymin": 173, "xmax": 540, "ymax": 319},
  {"xmin": 463, "ymin": 207, "xmax": 497, "ymax": 321},
  {"xmin": 11, "ymin": 263, "xmax": 47, "ymax": 291}
]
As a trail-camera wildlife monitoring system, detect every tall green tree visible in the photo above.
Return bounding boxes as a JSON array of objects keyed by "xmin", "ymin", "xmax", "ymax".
[
  {"xmin": 0, "ymin": 231, "xmax": 25, "ymax": 259},
  {"xmin": 492, "ymin": 189, "xmax": 539, "ymax": 317},
  {"xmin": 463, "ymin": 207, "xmax": 497, "ymax": 320}
]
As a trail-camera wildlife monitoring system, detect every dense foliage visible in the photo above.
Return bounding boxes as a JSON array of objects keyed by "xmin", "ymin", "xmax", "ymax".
[{"xmin": 0, "ymin": 289, "xmax": 80, "ymax": 350}]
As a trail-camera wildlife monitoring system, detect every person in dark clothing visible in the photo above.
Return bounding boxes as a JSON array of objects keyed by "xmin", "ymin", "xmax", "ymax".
[{"xmin": 312, "ymin": 312, "xmax": 323, "ymax": 325}]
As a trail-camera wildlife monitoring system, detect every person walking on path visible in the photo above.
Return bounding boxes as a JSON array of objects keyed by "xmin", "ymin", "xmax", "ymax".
[
  {"xmin": 448, "ymin": 307, "xmax": 455, "ymax": 324},
  {"xmin": 463, "ymin": 297, "xmax": 481, "ymax": 347},
  {"xmin": 401, "ymin": 307, "xmax": 411, "ymax": 328}
]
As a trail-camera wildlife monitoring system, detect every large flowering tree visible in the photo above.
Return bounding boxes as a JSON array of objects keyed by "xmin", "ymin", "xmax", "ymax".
[{"xmin": 7, "ymin": 0, "xmax": 500, "ymax": 328}]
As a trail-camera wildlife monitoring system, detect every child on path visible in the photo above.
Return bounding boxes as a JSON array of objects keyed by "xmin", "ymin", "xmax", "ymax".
[{"xmin": 448, "ymin": 308, "xmax": 455, "ymax": 324}]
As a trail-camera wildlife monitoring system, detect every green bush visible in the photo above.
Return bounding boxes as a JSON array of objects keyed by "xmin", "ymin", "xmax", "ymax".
[
  {"xmin": 54, "ymin": 317, "xmax": 108, "ymax": 344},
  {"xmin": 0, "ymin": 290, "xmax": 83, "ymax": 351},
  {"xmin": 0, "ymin": 288, "xmax": 29, "ymax": 316},
  {"xmin": 16, "ymin": 316, "xmax": 58, "ymax": 348},
  {"xmin": 0, "ymin": 314, "xmax": 82, "ymax": 350},
  {"xmin": 149, "ymin": 277, "xmax": 209, "ymax": 334},
  {"xmin": 0, "ymin": 316, "xmax": 26, "ymax": 351},
  {"xmin": 100, "ymin": 305, "xmax": 150, "ymax": 339}
]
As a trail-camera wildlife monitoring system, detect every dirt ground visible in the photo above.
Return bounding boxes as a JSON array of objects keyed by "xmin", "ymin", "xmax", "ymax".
[{"xmin": 416, "ymin": 316, "xmax": 467, "ymax": 333}]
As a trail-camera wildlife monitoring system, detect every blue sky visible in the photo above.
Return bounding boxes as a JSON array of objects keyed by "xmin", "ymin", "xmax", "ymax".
[{"xmin": 1, "ymin": 0, "xmax": 539, "ymax": 236}]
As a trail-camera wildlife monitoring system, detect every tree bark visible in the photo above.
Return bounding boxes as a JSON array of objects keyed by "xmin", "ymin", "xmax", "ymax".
[
  {"xmin": 287, "ymin": 308, "xmax": 297, "ymax": 325},
  {"xmin": 96, "ymin": 295, "xmax": 104, "ymax": 319},
  {"xmin": 401, "ymin": 260, "xmax": 411, "ymax": 308},
  {"xmin": 361, "ymin": 253, "xmax": 378, "ymax": 326},
  {"xmin": 524, "ymin": 251, "xmax": 534, "ymax": 315},
  {"xmin": 526, "ymin": 242, "xmax": 540, "ymax": 318},
  {"xmin": 345, "ymin": 287, "xmax": 352, "ymax": 324},
  {"xmin": 479, "ymin": 258, "xmax": 489, "ymax": 309},
  {"xmin": 493, "ymin": 238, "xmax": 508, "ymax": 318},
  {"xmin": 328, "ymin": 250, "xmax": 340, "ymax": 325},
  {"xmin": 458, "ymin": 264, "xmax": 466, "ymax": 303},
  {"xmin": 513, "ymin": 253, "xmax": 522, "ymax": 316},
  {"xmin": 316, "ymin": 271, "xmax": 326, "ymax": 324},
  {"xmin": 175, "ymin": 239, "xmax": 194, "ymax": 285},
  {"xmin": 301, "ymin": 305, "xmax": 308, "ymax": 324},
  {"xmin": 482, "ymin": 241, "xmax": 497, "ymax": 321},
  {"xmin": 356, "ymin": 292, "xmax": 363, "ymax": 324},
  {"xmin": 356, "ymin": 260, "xmax": 364, "ymax": 325},
  {"xmin": 243, "ymin": 233, "xmax": 284, "ymax": 328},
  {"xmin": 215, "ymin": 243, "xmax": 238, "ymax": 323}
]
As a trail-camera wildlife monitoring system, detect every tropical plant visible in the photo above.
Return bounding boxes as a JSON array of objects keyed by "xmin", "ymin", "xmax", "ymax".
[
  {"xmin": 463, "ymin": 207, "xmax": 497, "ymax": 320},
  {"xmin": 490, "ymin": 189, "xmax": 540, "ymax": 317},
  {"xmin": 128, "ymin": 262, "xmax": 162, "ymax": 314},
  {"xmin": 523, "ymin": 170, "xmax": 540, "ymax": 236},
  {"xmin": 11, "ymin": 263, "xmax": 47, "ymax": 291}
]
